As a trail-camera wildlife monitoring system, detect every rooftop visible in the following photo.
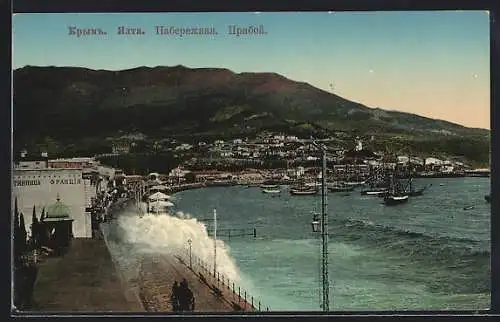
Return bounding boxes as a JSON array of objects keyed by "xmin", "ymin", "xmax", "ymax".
[{"xmin": 44, "ymin": 196, "xmax": 73, "ymax": 222}]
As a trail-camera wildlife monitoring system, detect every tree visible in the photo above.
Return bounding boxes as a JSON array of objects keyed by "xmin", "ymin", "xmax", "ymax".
[
  {"xmin": 14, "ymin": 198, "xmax": 20, "ymax": 265},
  {"xmin": 39, "ymin": 208, "xmax": 46, "ymax": 246},
  {"xmin": 31, "ymin": 206, "xmax": 39, "ymax": 248},
  {"xmin": 19, "ymin": 213, "xmax": 27, "ymax": 254}
]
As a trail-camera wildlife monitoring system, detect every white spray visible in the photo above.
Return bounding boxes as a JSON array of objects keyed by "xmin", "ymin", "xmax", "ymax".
[{"xmin": 109, "ymin": 205, "xmax": 242, "ymax": 283}]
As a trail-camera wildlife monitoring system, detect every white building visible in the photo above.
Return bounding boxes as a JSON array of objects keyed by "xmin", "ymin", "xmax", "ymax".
[
  {"xmin": 14, "ymin": 159, "xmax": 48, "ymax": 169},
  {"xmin": 12, "ymin": 168, "xmax": 92, "ymax": 238},
  {"xmin": 169, "ymin": 167, "xmax": 191, "ymax": 178},
  {"xmin": 355, "ymin": 139, "xmax": 363, "ymax": 152},
  {"xmin": 425, "ymin": 157, "xmax": 443, "ymax": 166}
]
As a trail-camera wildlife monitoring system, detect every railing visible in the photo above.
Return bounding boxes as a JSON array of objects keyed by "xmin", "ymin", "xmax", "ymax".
[
  {"xmin": 205, "ymin": 228, "xmax": 257, "ymax": 240},
  {"xmin": 177, "ymin": 248, "xmax": 270, "ymax": 312}
]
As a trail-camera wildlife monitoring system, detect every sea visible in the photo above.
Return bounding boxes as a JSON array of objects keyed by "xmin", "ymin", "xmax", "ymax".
[{"xmin": 101, "ymin": 177, "xmax": 491, "ymax": 311}]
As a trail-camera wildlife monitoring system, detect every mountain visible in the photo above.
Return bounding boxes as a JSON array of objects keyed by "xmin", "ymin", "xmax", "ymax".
[{"xmin": 13, "ymin": 65, "xmax": 489, "ymax": 162}]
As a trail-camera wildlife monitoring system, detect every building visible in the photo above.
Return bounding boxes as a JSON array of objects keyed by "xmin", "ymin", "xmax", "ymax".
[
  {"xmin": 12, "ymin": 168, "xmax": 92, "ymax": 238},
  {"xmin": 112, "ymin": 140, "xmax": 131, "ymax": 154},
  {"xmin": 48, "ymin": 157, "xmax": 97, "ymax": 170},
  {"xmin": 14, "ymin": 156, "xmax": 49, "ymax": 169}
]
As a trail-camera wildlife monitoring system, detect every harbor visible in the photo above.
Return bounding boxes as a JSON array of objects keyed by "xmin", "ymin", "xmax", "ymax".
[{"xmin": 11, "ymin": 146, "xmax": 491, "ymax": 313}]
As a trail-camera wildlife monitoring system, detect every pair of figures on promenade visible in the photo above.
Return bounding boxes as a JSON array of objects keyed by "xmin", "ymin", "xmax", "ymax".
[{"xmin": 171, "ymin": 279, "xmax": 195, "ymax": 312}]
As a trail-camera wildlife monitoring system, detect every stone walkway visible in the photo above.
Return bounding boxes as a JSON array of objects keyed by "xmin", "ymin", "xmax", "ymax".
[
  {"xmin": 30, "ymin": 238, "xmax": 143, "ymax": 312},
  {"xmin": 27, "ymin": 238, "xmax": 256, "ymax": 313},
  {"xmin": 138, "ymin": 253, "xmax": 254, "ymax": 312}
]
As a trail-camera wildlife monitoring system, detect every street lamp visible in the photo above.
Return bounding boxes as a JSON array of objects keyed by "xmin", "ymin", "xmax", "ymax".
[
  {"xmin": 187, "ymin": 238, "xmax": 192, "ymax": 268},
  {"xmin": 311, "ymin": 212, "xmax": 320, "ymax": 232},
  {"xmin": 213, "ymin": 209, "xmax": 217, "ymax": 277}
]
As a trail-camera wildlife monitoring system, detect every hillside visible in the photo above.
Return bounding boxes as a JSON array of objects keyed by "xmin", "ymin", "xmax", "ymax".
[{"xmin": 12, "ymin": 65, "xmax": 490, "ymax": 162}]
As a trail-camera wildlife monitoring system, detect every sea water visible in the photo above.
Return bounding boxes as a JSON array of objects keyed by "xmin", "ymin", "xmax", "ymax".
[{"xmin": 102, "ymin": 177, "xmax": 490, "ymax": 311}]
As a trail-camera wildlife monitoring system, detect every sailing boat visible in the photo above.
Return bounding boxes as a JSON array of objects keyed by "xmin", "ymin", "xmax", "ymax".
[
  {"xmin": 290, "ymin": 184, "xmax": 318, "ymax": 195},
  {"xmin": 328, "ymin": 181, "xmax": 355, "ymax": 192},
  {"xmin": 383, "ymin": 174, "xmax": 409, "ymax": 206},
  {"xmin": 405, "ymin": 155, "xmax": 431, "ymax": 197},
  {"xmin": 361, "ymin": 174, "xmax": 389, "ymax": 196},
  {"xmin": 361, "ymin": 166, "xmax": 389, "ymax": 196}
]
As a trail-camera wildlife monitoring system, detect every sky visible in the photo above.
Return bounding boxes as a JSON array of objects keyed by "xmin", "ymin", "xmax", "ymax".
[{"xmin": 12, "ymin": 11, "xmax": 491, "ymax": 129}]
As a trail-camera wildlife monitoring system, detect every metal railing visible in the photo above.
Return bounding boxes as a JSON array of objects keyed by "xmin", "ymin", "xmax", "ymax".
[
  {"xmin": 178, "ymin": 248, "xmax": 270, "ymax": 312},
  {"xmin": 205, "ymin": 228, "xmax": 257, "ymax": 240}
]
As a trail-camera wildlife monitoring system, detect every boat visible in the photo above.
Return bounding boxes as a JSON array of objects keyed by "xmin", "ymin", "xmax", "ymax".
[
  {"xmin": 262, "ymin": 188, "xmax": 281, "ymax": 194},
  {"xmin": 361, "ymin": 173, "xmax": 390, "ymax": 196},
  {"xmin": 384, "ymin": 194, "xmax": 409, "ymax": 205},
  {"xmin": 345, "ymin": 180, "xmax": 366, "ymax": 187},
  {"xmin": 383, "ymin": 175, "xmax": 409, "ymax": 206},
  {"xmin": 261, "ymin": 184, "xmax": 279, "ymax": 189},
  {"xmin": 261, "ymin": 180, "xmax": 280, "ymax": 189},
  {"xmin": 406, "ymin": 178, "xmax": 431, "ymax": 197},
  {"xmin": 328, "ymin": 182, "xmax": 355, "ymax": 192},
  {"xmin": 361, "ymin": 188, "xmax": 388, "ymax": 196},
  {"xmin": 485, "ymin": 194, "xmax": 491, "ymax": 203},
  {"xmin": 290, "ymin": 185, "xmax": 318, "ymax": 196},
  {"xmin": 408, "ymin": 184, "xmax": 431, "ymax": 196},
  {"xmin": 304, "ymin": 182, "xmax": 322, "ymax": 188}
]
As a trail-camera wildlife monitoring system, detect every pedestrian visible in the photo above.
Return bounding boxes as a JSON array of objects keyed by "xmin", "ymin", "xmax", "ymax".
[
  {"xmin": 171, "ymin": 281, "xmax": 180, "ymax": 312},
  {"xmin": 178, "ymin": 279, "xmax": 195, "ymax": 311}
]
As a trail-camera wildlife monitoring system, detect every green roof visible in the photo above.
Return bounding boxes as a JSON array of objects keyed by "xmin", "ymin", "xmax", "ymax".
[{"xmin": 44, "ymin": 197, "xmax": 72, "ymax": 221}]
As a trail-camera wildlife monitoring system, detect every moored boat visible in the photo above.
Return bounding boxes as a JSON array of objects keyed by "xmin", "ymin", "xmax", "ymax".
[
  {"xmin": 262, "ymin": 188, "xmax": 281, "ymax": 194},
  {"xmin": 405, "ymin": 176, "xmax": 431, "ymax": 197},
  {"xmin": 361, "ymin": 188, "xmax": 388, "ymax": 196},
  {"xmin": 261, "ymin": 184, "xmax": 279, "ymax": 189},
  {"xmin": 290, "ymin": 185, "xmax": 318, "ymax": 196},
  {"xmin": 383, "ymin": 175, "xmax": 409, "ymax": 206},
  {"xmin": 304, "ymin": 182, "xmax": 322, "ymax": 188},
  {"xmin": 345, "ymin": 180, "xmax": 366, "ymax": 187},
  {"xmin": 383, "ymin": 194, "xmax": 409, "ymax": 205},
  {"xmin": 328, "ymin": 182, "xmax": 355, "ymax": 192},
  {"xmin": 261, "ymin": 180, "xmax": 280, "ymax": 189},
  {"xmin": 408, "ymin": 184, "xmax": 431, "ymax": 197}
]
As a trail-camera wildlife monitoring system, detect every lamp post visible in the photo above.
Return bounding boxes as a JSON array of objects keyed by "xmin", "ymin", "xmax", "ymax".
[
  {"xmin": 187, "ymin": 238, "xmax": 192, "ymax": 268},
  {"xmin": 213, "ymin": 208, "xmax": 217, "ymax": 277},
  {"xmin": 310, "ymin": 141, "xmax": 329, "ymax": 312}
]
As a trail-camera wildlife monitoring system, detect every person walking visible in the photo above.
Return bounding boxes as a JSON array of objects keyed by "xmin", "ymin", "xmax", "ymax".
[
  {"xmin": 171, "ymin": 281, "xmax": 180, "ymax": 312},
  {"xmin": 178, "ymin": 279, "xmax": 195, "ymax": 311}
]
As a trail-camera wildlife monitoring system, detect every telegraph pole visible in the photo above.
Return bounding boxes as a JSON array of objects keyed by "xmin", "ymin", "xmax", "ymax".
[
  {"xmin": 321, "ymin": 146, "xmax": 329, "ymax": 311},
  {"xmin": 312, "ymin": 140, "xmax": 329, "ymax": 311}
]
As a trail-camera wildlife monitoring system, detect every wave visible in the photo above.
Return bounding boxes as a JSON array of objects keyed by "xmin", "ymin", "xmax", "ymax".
[
  {"xmin": 331, "ymin": 218, "xmax": 491, "ymax": 294},
  {"xmin": 334, "ymin": 217, "xmax": 490, "ymax": 259},
  {"xmin": 102, "ymin": 208, "xmax": 242, "ymax": 283}
]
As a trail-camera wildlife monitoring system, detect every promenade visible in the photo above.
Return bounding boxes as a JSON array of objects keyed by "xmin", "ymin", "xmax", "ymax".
[
  {"xmin": 30, "ymin": 238, "xmax": 143, "ymax": 312},
  {"xmin": 27, "ymin": 236, "xmax": 256, "ymax": 312},
  {"xmin": 138, "ymin": 253, "xmax": 256, "ymax": 312}
]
